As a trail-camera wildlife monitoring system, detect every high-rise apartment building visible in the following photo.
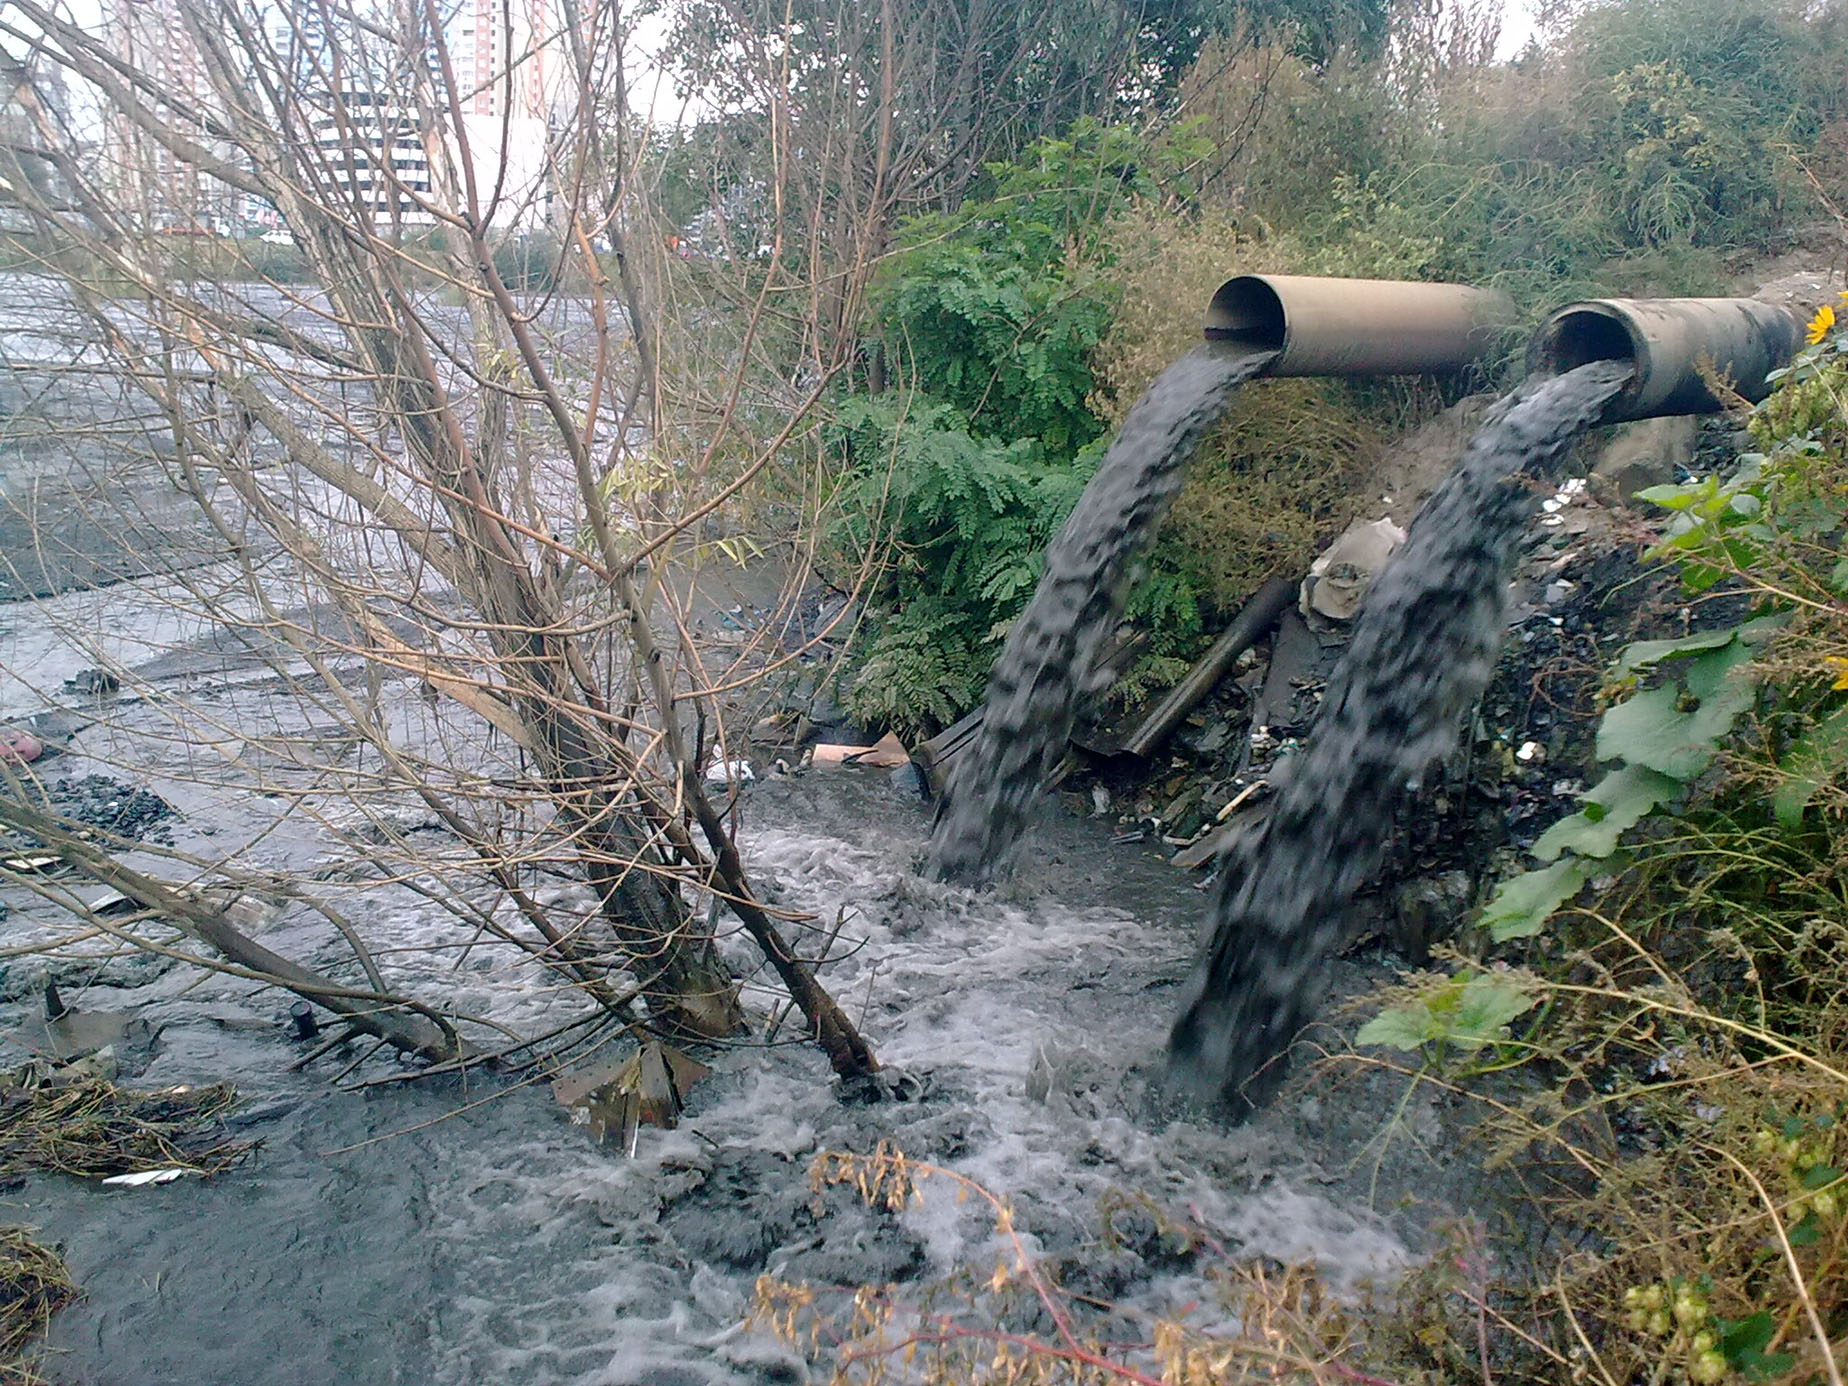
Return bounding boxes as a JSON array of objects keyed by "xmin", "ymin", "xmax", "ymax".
[
  {"xmin": 97, "ymin": 0, "xmax": 551, "ymax": 233},
  {"xmin": 102, "ymin": 0, "xmax": 234, "ymax": 230},
  {"xmin": 445, "ymin": 0, "xmax": 553, "ymax": 123}
]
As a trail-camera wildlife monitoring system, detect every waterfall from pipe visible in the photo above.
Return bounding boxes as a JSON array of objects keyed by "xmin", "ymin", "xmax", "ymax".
[
  {"xmin": 1167, "ymin": 359, "xmax": 1633, "ymax": 1112},
  {"xmin": 927, "ymin": 342, "xmax": 1276, "ymax": 885}
]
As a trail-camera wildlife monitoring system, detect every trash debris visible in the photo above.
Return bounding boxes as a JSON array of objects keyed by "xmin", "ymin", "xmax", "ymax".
[
  {"xmin": 889, "ymin": 761, "xmax": 930, "ymax": 800},
  {"xmin": 0, "ymin": 1072, "xmax": 248, "ymax": 1178},
  {"xmin": 551, "ymin": 1041, "xmax": 710, "ymax": 1154},
  {"xmin": 1300, "ymin": 518, "xmax": 1407, "ymax": 624},
  {"xmin": 83, "ymin": 889, "xmax": 138, "ymax": 918},
  {"xmin": 911, "ymin": 706, "xmax": 984, "ymax": 791},
  {"xmin": 288, "ymin": 1002, "xmax": 320, "ymax": 1042},
  {"xmin": 1516, "ymin": 740, "xmax": 1546, "ymax": 764},
  {"xmin": 0, "ymin": 729, "xmax": 45, "ymax": 765},
  {"xmin": 100, "ymin": 1167, "xmax": 195, "ymax": 1187},
  {"xmin": 812, "ymin": 731, "xmax": 910, "ymax": 769},
  {"xmin": 838, "ymin": 1065, "xmax": 929, "ymax": 1104},
  {"xmin": 1112, "ymin": 578, "xmax": 1295, "ymax": 758},
  {"xmin": 704, "ymin": 758, "xmax": 755, "ymax": 786},
  {"xmin": 0, "ymin": 853, "xmax": 61, "ymax": 875},
  {"xmin": 1591, "ymin": 415, "xmax": 1695, "ymax": 501},
  {"xmin": 222, "ymin": 892, "xmax": 281, "ymax": 933},
  {"xmin": 11, "ymin": 996, "xmax": 133, "ymax": 1064},
  {"xmin": 750, "ymin": 710, "xmax": 812, "ymax": 747},
  {"xmin": 62, "ymin": 668, "xmax": 121, "ymax": 696},
  {"xmin": 1213, "ymin": 779, "xmax": 1269, "ymax": 823},
  {"xmin": 856, "ymin": 731, "xmax": 913, "ymax": 768}
]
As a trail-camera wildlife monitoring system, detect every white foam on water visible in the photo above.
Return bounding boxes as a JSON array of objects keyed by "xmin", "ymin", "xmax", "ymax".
[{"xmin": 266, "ymin": 780, "xmax": 1417, "ymax": 1386}]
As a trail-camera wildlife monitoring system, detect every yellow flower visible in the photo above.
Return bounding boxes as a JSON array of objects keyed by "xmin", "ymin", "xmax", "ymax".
[
  {"xmin": 1810, "ymin": 303, "xmax": 1838, "ymax": 345},
  {"xmin": 1826, "ymin": 656, "xmax": 1848, "ymax": 691}
]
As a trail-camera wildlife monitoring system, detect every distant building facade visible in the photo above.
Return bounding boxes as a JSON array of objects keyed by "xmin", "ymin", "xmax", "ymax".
[
  {"xmin": 102, "ymin": 0, "xmax": 237, "ymax": 231},
  {"xmin": 96, "ymin": 0, "xmax": 556, "ymax": 235}
]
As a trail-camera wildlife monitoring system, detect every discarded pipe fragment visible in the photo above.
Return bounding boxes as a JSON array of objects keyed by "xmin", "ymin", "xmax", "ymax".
[
  {"xmin": 1117, "ymin": 577, "xmax": 1295, "ymax": 760},
  {"xmin": 1527, "ymin": 298, "xmax": 1805, "ymax": 422},
  {"xmin": 1204, "ymin": 274, "xmax": 1514, "ymax": 376},
  {"xmin": 289, "ymin": 1002, "xmax": 320, "ymax": 1042}
]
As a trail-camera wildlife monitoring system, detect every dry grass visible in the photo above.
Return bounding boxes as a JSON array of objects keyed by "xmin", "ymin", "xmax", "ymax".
[
  {"xmin": 0, "ymin": 1073, "xmax": 248, "ymax": 1180},
  {"xmin": 1094, "ymin": 212, "xmax": 1415, "ymax": 611},
  {"xmin": 0, "ymin": 1228, "xmax": 76, "ymax": 1386},
  {"xmin": 1166, "ymin": 391, "xmax": 1381, "ymax": 615}
]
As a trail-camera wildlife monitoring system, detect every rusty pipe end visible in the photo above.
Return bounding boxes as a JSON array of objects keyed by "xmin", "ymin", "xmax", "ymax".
[
  {"xmin": 1205, "ymin": 274, "xmax": 1514, "ymax": 377},
  {"xmin": 1528, "ymin": 298, "xmax": 1805, "ymax": 422},
  {"xmin": 1204, "ymin": 275, "xmax": 1290, "ymax": 354}
]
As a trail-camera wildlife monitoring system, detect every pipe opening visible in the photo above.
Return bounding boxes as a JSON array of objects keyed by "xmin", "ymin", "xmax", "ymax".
[
  {"xmin": 1204, "ymin": 277, "xmax": 1286, "ymax": 352},
  {"xmin": 1537, "ymin": 307, "xmax": 1639, "ymax": 375}
]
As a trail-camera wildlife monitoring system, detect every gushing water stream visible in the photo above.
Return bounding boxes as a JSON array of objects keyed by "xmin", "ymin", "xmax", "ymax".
[
  {"xmin": 1169, "ymin": 360, "xmax": 1634, "ymax": 1109},
  {"xmin": 928, "ymin": 343, "xmax": 1274, "ymax": 885},
  {"xmin": 926, "ymin": 335, "xmax": 1631, "ymax": 1112}
]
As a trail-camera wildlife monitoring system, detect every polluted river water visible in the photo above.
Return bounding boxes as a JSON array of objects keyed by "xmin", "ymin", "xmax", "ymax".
[
  {"xmin": 1, "ymin": 741, "xmax": 1464, "ymax": 1385},
  {"xmin": 0, "ymin": 527, "xmax": 1458, "ymax": 1383},
  {"xmin": 0, "ymin": 273, "xmax": 1641, "ymax": 1382}
]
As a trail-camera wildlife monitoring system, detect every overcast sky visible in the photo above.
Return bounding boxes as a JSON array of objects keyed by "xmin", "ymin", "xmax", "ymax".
[{"xmin": 1498, "ymin": 0, "xmax": 1544, "ymax": 58}]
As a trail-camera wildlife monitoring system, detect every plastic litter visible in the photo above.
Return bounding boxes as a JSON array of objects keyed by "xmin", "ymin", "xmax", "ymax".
[
  {"xmin": 101, "ymin": 1168, "xmax": 196, "ymax": 1187},
  {"xmin": 1300, "ymin": 517, "xmax": 1408, "ymax": 623}
]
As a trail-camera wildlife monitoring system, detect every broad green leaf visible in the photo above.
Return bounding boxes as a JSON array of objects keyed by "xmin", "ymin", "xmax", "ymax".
[
  {"xmin": 1356, "ymin": 974, "xmax": 1536, "ymax": 1053},
  {"xmin": 1355, "ymin": 1004, "xmax": 1438, "ymax": 1052},
  {"xmin": 1611, "ymin": 618, "xmax": 1781, "ymax": 678},
  {"xmin": 1772, "ymin": 704, "xmax": 1848, "ymax": 827},
  {"xmin": 1597, "ymin": 640, "xmax": 1758, "ymax": 780},
  {"xmin": 1482, "ymin": 857, "xmax": 1599, "ymax": 942},
  {"xmin": 1800, "ymin": 1163, "xmax": 1841, "ymax": 1190},
  {"xmin": 1443, "ymin": 974, "xmax": 1537, "ymax": 1048},
  {"xmin": 1720, "ymin": 1312, "xmax": 1776, "ymax": 1360},
  {"xmin": 1531, "ymin": 765, "xmax": 1683, "ymax": 861},
  {"xmin": 1786, "ymin": 1211, "xmax": 1822, "ymax": 1247},
  {"xmin": 1635, "ymin": 478, "xmax": 1720, "ymax": 512},
  {"xmin": 1742, "ymin": 1354, "xmax": 1797, "ymax": 1381}
]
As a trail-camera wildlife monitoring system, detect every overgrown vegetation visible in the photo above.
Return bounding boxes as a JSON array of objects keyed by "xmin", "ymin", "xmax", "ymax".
[
  {"xmin": 1354, "ymin": 301, "xmax": 1848, "ymax": 1381},
  {"xmin": 822, "ymin": 123, "xmax": 1202, "ymax": 736},
  {"xmin": 807, "ymin": 0, "xmax": 1848, "ymax": 735}
]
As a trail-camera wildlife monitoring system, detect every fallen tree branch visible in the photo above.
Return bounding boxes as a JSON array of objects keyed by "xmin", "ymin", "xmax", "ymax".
[{"xmin": 0, "ymin": 794, "xmax": 466, "ymax": 1065}]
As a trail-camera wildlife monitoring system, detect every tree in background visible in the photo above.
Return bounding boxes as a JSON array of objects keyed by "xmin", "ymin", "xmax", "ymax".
[{"xmin": 0, "ymin": 0, "xmax": 877, "ymax": 1080}]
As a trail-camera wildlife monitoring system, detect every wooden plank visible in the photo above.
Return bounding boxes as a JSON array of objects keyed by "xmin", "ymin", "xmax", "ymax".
[
  {"xmin": 1117, "ymin": 576, "xmax": 1295, "ymax": 760},
  {"xmin": 911, "ymin": 706, "xmax": 985, "ymax": 792}
]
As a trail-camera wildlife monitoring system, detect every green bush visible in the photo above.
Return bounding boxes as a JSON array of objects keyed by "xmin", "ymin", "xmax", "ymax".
[
  {"xmin": 832, "ymin": 122, "xmax": 1206, "ymax": 736},
  {"xmin": 828, "ymin": 397, "xmax": 1098, "ymax": 736}
]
